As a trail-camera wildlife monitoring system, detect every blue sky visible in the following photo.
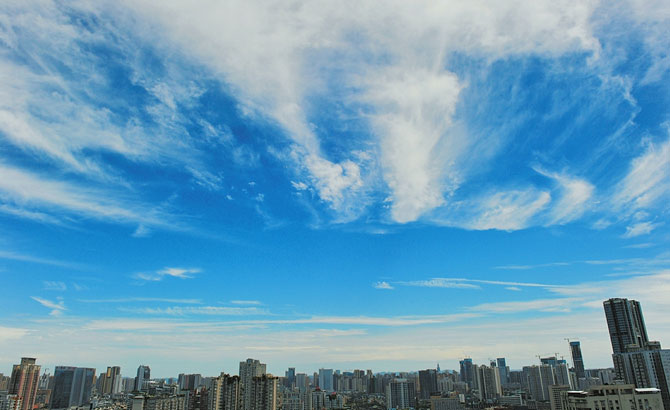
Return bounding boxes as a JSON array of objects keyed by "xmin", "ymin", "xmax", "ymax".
[{"xmin": 1, "ymin": 0, "xmax": 670, "ymax": 377}]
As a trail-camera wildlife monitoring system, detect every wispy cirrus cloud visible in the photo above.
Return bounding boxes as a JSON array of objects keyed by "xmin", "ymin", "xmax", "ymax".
[
  {"xmin": 373, "ymin": 281, "xmax": 394, "ymax": 290},
  {"xmin": 78, "ymin": 297, "xmax": 203, "ymax": 304},
  {"xmin": 623, "ymin": 221, "xmax": 663, "ymax": 238},
  {"xmin": 43, "ymin": 281, "xmax": 67, "ymax": 291},
  {"xmin": 0, "ymin": 249, "xmax": 86, "ymax": 270},
  {"xmin": 31, "ymin": 296, "xmax": 66, "ymax": 316},
  {"xmin": 133, "ymin": 267, "xmax": 201, "ymax": 282},
  {"xmin": 122, "ymin": 306, "xmax": 268, "ymax": 316},
  {"xmin": 230, "ymin": 300, "xmax": 263, "ymax": 306}
]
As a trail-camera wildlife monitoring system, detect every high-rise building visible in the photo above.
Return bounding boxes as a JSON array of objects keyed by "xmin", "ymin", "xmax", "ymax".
[
  {"xmin": 474, "ymin": 365, "xmax": 501, "ymax": 401},
  {"xmin": 9, "ymin": 358, "xmax": 41, "ymax": 410},
  {"xmin": 101, "ymin": 367, "xmax": 121, "ymax": 396},
  {"xmin": 569, "ymin": 341, "xmax": 586, "ymax": 380},
  {"xmin": 239, "ymin": 359, "xmax": 266, "ymax": 410},
  {"xmin": 604, "ymin": 298, "xmax": 650, "ymax": 354},
  {"xmin": 136, "ymin": 366, "xmax": 151, "ymax": 392},
  {"xmin": 386, "ymin": 379, "xmax": 416, "ymax": 410},
  {"xmin": 318, "ymin": 369, "xmax": 333, "ymax": 392},
  {"xmin": 285, "ymin": 368, "xmax": 295, "ymax": 389},
  {"xmin": 178, "ymin": 374, "xmax": 202, "ymax": 392},
  {"xmin": 458, "ymin": 359, "xmax": 473, "ymax": 389},
  {"xmin": 418, "ymin": 370, "xmax": 438, "ymax": 400},
  {"xmin": 247, "ymin": 375, "xmax": 277, "ymax": 410},
  {"xmin": 495, "ymin": 358, "xmax": 509, "ymax": 386},
  {"xmin": 50, "ymin": 367, "xmax": 95, "ymax": 409},
  {"xmin": 295, "ymin": 374, "xmax": 307, "ymax": 392},
  {"xmin": 209, "ymin": 373, "xmax": 241, "ymax": 410}
]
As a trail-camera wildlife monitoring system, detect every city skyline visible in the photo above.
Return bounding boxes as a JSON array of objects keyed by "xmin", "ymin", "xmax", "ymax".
[{"xmin": 1, "ymin": 1, "xmax": 670, "ymax": 378}]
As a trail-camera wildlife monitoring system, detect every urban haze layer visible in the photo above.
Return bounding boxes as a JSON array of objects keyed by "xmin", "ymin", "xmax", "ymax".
[{"xmin": 3, "ymin": 298, "xmax": 669, "ymax": 410}]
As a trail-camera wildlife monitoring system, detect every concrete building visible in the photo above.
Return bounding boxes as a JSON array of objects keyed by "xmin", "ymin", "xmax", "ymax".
[
  {"xmin": 318, "ymin": 370, "xmax": 333, "ymax": 393},
  {"xmin": 459, "ymin": 360, "xmax": 474, "ymax": 389},
  {"xmin": 247, "ymin": 375, "xmax": 277, "ymax": 410},
  {"xmin": 310, "ymin": 390, "xmax": 344, "ymax": 410},
  {"xmin": 209, "ymin": 373, "xmax": 240, "ymax": 410},
  {"xmin": 569, "ymin": 342, "xmax": 586, "ymax": 380},
  {"xmin": 496, "ymin": 358, "xmax": 510, "ymax": 386},
  {"xmin": 8, "ymin": 358, "xmax": 41, "ymax": 410},
  {"xmin": 50, "ymin": 366, "xmax": 95, "ymax": 409},
  {"xmin": 604, "ymin": 298, "xmax": 650, "ymax": 355},
  {"xmin": 548, "ymin": 385, "xmax": 570, "ymax": 410},
  {"xmin": 239, "ymin": 359, "xmax": 266, "ymax": 410},
  {"xmin": 429, "ymin": 397, "xmax": 463, "ymax": 410},
  {"xmin": 131, "ymin": 394, "xmax": 186, "ymax": 410},
  {"xmin": 474, "ymin": 365, "xmax": 501, "ymax": 401},
  {"xmin": 101, "ymin": 367, "xmax": 121, "ymax": 396},
  {"xmin": 136, "ymin": 366, "xmax": 151, "ymax": 392},
  {"xmin": 559, "ymin": 384, "xmax": 663, "ymax": 410},
  {"xmin": 418, "ymin": 370, "xmax": 438, "ymax": 400},
  {"xmin": 0, "ymin": 392, "xmax": 22, "ymax": 410},
  {"xmin": 386, "ymin": 379, "xmax": 416, "ymax": 410}
]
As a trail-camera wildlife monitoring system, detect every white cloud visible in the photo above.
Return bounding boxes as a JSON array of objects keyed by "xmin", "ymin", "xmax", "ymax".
[
  {"xmin": 373, "ymin": 281, "xmax": 394, "ymax": 290},
  {"xmin": 123, "ymin": 0, "xmax": 600, "ymax": 223},
  {"xmin": 124, "ymin": 306, "xmax": 268, "ymax": 316},
  {"xmin": 535, "ymin": 168, "xmax": 595, "ymax": 225},
  {"xmin": 613, "ymin": 137, "xmax": 670, "ymax": 212},
  {"xmin": 469, "ymin": 297, "xmax": 582, "ymax": 313},
  {"xmin": 398, "ymin": 278, "xmax": 480, "ymax": 289},
  {"xmin": 79, "ymin": 297, "xmax": 202, "ymax": 304},
  {"xmin": 43, "ymin": 281, "xmax": 67, "ymax": 291},
  {"xmin": 290, "ymin": 181, "xmax": 309, "ymax": 191},
  {"xmin": 432, "ymin": 188, "xmax": 551, "ymax": 230},
  {"xmin": 0, "ymin": 249, "xmax": 84, "ymax": 269},
  {"xmin": 0, "ymin": 164, "xmax": 173, "ymax": 228},
  {"xmin": 230, "ymin": 300, "xmax": 262, "ymax": 306},
  {"xmin": 0, "ymin": 326, "xmax": 30, "ymax": 342},
  {"xmin": 31, "ymin": 296, "xmax": 66, "ymax": 316},
  {"xmin": 623, "ymin": 221, "xmax": 662, "ymax": 238},
  {"xmin": 134, "ymin": 267, "xmax": 201, "ymax": 282}
]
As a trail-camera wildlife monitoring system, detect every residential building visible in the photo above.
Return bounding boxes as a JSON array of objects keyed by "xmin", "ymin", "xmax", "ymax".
[
  {"xmin": 318, "ymin": 370, "xmax": 333, "ymax": 393},
  {"xmin": 418, "ymin": 370, "xmax": 438, "ymax": 400},
  {"xmin": 386, "ymin": 379, "xmax": 416, "ymax": 410},
  {"xmin": 209, "ymin": 373, "xmax": 240, "ymax": 410},
  {"xmin": 604, "ymin": 298, "xmax": 650, "ymax": 354},
  {"xmin": 239, "ymin": 359, "xmax": 266, "ymax": 410},
  {"xmin": 101, "ymin": 367, "xmax": 121, "ymax": 396},
  {"xmin": 559, "ymin": 384, "xmax": 663, "ymax": 410},
  {"xmin": 9, "ymin": 358, "xmax": 41, "ymax": 410},
  {"xmin": 50, "ymin": 366, "xmax": 95, "ymax": 409},
  {"xmin": 569, "ymin": 342, "xmax": 586, "ymax": 380},
  {"xmin": 136, "ymin": 366, "xmax": 151, "ymax": 392}
]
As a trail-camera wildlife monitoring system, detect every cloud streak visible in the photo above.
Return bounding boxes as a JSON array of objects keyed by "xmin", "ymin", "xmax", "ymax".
[{"xmin": 133, "ymin": 267, "xmax": 201, "ymax": 282}]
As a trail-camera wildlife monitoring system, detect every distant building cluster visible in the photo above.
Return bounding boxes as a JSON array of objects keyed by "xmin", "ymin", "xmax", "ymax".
[{"xmin": 2, "ymin": 298, "xmax": 669, "ymax": 410}]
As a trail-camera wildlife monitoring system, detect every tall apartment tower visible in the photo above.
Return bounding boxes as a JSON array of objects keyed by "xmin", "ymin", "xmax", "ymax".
[
  {"xmin": 135, "ymin": 366, "xmax": 150, "ymax": 392},
  {"xmin": 603, "ymin": 298, "xmax": 650, "ymax": 353},
  {"xmin": 101, "ymin": 366, "xmax": 121, "ymax": 396},
  {"xmin": 496, "ymin": 358, "xmax": 510, "ymax": 386},
  {"xmin": 569, "ymin": 341, "xmax": 586, "ymax": 380},
  {"xmin": 459, "ymin": 359, "xmax": 474, "ymax": 389},
  {"xmin": 248, "ymin": 375, "xmax": 278, "ymax": 410},
  {"xmin": 209, "ymin": 373, "xmax": 241, "ymax": 410},
  {"xmin": 417, "ymin": 370, "xmax": 438, "ymax": 400},
  {"xmin": 50, "ymin": 367, "xmax": 96, "ymax": 409},
  {"xmin": 317, "ymin": 369, "xmax": 333, "ymax": 392},
  {"xmin": 239, "ymin": 359, "xmax": 266, "ymax": 410},
  {"xmin": 386, "ymin": 379, "xmax": 416, "ymax": 410},
  {"xmin": 8, "ymin": 358, "xmax": 41, "ymax": 410}
]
